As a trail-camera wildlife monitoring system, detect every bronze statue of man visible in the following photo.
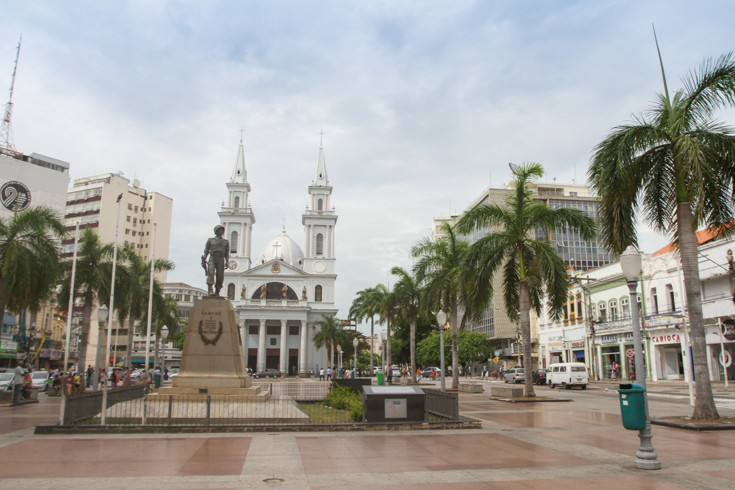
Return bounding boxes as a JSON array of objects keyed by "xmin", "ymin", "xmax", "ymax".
[{"xmin": 202, "ymin": 225, "xmax": 229, "ymax": 295}]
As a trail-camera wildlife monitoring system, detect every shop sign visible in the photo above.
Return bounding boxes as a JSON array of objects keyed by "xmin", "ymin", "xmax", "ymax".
[
  {"xmin": 723, "ymin": 319, "xmax": 735, "ymax": 341},
  {"xmin": 623, "ymin": 332, "xmax": 634, "ymax": 342},
  {"xmin": 1, "ymin": 339, "xmax": 17, "ymax": 351},
  {"xmin": 645, "ymin": 313, "xmax": 685, "ymax": 328},
  {"xmin": 600, "ymin": 334, "xmax": 618, "ymax": 345},
  {"xmin": 651, "ymin": 333, "xmax": 681, "ymax": 345},
  {"xmin": 571, "ymin": 340, "xmax": 585, "ymax": 348}
]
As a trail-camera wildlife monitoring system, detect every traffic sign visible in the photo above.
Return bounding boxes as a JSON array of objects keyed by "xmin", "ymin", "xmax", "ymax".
[
  {"xmin": 625, "ymin": 349, "xmax": 635, "ymax": 359},
  {"xmin": 719, "ymin": 351, "xmax": 732, "ymax": 368},
  {"xmin": 493, "ymin": 357, "xmax": 499, "ymax": 363}
]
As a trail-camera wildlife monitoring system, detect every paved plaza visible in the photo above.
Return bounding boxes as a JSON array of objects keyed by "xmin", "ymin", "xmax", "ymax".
[{"xmin": 1, "ymin": 378, "xmax": 734, "ymax": 489}]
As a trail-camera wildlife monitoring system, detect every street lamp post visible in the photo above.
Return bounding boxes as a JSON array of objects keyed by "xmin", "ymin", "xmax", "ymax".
[
  {"xmin": 620, "ymin": 246, "xmax": 661, "ymax": 470},
  {"xmin": 94, "ymin": 305, "xmax": 109, "ymax": 390},
  {"xmin": 436, "ymin": 310, "xmax": 447, "ymax": 393},
  {"xmin": 352, "ymin": 337, "xmax": 358, "ymax": 375},
  {"xmin": 337, "ymin": 344, "xmax": 342, "ymax": 373},
  {"xmin": 161, "ymin": 325, "xmax": 169, "ymax": 376}
]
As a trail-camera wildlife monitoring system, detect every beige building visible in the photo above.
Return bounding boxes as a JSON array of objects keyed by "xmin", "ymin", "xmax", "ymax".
[{"xmin": 64, "ymin": 173, "xmax": 173, "ymax": 370}]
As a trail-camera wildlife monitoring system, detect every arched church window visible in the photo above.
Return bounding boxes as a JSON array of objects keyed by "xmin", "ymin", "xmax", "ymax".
[
  {"xmin": 230, "ymin": 231, "xmax": 238, "ymax": 254},
  {"xmin": 316, "ymin": 234, "xmax": 324, "ymax": 255},
  {"xmin": 317, "ymin": 198, "xmax": 324, "ymax": 211},
  {"xmin": 234, "ymin": 196, "xmax": 240, "ymax": 209},
  {"xmin": 227, "ymin": 283, "xmax": 235, "ymax": 300},
  {"xmin": 315, "ymin": 285, "xmax": 323, "ymax": 302}
]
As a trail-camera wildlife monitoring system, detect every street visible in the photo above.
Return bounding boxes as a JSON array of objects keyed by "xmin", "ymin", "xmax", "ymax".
[{"xmin": 0, "ymin": 379, "xmax": 734, "ymax": 489}]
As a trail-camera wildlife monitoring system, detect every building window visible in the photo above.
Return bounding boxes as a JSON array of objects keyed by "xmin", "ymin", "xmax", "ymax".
[
  {"xmin": 230, "ymin": 231, "xmax": 238, "ymax": 254},
  {"xmin": 289, "ymin": 326, "xmax": 299, "ymax": 335},
  {"xmin": 316, "ymin": 234, "xmax": 324, "ymax": 255},
  {"xmin": 227, "ymin": 283, "xmax": 235, "ymax": 300},
  {"xmin": 269, "ymin": 338, "xmax": 277, "ymax": 346},
  {"xmin": 234, "ymin": 196, "xmax": 240, "ymax": 208},
  {"xmin": 621, "ymin": 297, "xmax": 630, "ymax": 319},
  {"xmin": 666, "ymin": 284, "xmax": 676, "ymax": 312},
  {"xmin": 651, "ymin": 288, "xmax": 659, "ymax": 314},
  {"xmin": 609, "ymin": 300, "xmax": 618, "ymax": 321},
  {"xmin": 318, "ymin": 198, "xmax": 323, "ymax": 211},
  {"xmin": 315, "ymin": 285, "xmax": 323, "ymax": 302},
  {"xmin": 598, "ymin": 302, "xmax": 607, "ymax": 323}
]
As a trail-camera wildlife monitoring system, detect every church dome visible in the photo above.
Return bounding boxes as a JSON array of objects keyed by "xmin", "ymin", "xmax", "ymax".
[{"xmin": 257, "ymin": 227, "xmax": 304, "ymax": 269}]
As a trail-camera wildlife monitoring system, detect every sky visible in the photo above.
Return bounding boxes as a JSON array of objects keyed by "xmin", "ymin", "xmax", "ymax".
[{"xmin": 3, "ymin": 1, "xmax": 735, "ymax": 335}]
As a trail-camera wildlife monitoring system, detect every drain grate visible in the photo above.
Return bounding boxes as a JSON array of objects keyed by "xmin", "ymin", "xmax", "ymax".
[{"xmin": 263, "ymin": 478, "xmax": 285, "ymax": 483}]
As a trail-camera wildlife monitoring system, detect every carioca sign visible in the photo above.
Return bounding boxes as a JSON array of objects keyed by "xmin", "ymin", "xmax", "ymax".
[{"xmin": 650, "ymin": 333, "xmax": 681, "ymax": 345}]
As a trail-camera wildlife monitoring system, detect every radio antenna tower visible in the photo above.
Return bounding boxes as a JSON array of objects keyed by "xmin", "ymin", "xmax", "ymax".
[{"xmin": 0, "ymin": 36, "xmax": 22, "ymax": 155}]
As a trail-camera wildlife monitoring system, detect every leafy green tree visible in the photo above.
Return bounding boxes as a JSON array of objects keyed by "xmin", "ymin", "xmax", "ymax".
[
  {"xmin": 390, "ymin": 266, "xmax": 421, "ymax": 382},
  {"xmin": 312, "ymin": 315, "xmax": 344, "ymax": 368},
  {"xmin": 58, "ymin": 228, "xmax": 114, "ymax": 373},
  {"xmin": 0, "ymin": 207, "xmax": 65, "ymax": 328},
  {"xmin": 416, "ymin": 330, "xmax": 493, "ymax": 367},
  {"xmin": 588, "ymin": 51, "xmax": 735, "ymax": 420},
  {"xmin": 412, "ymin": 223, "xmax": 470, "ymax": 390},
  {"xmin": 456, "ymin": 162, "xmax": 596, "ymax": 397}
]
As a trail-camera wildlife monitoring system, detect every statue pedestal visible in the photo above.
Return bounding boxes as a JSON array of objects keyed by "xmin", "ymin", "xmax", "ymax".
[{"xmin": 156, "ymin": 296, "xmax": 266, "ymax": 399}]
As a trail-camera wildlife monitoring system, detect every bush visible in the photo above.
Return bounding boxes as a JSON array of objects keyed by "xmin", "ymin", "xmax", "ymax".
[{"xmin": 324, "ymin": 385, "xmax": 363, "ymax": 421}]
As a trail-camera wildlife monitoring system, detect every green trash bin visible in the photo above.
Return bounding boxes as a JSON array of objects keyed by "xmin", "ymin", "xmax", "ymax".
[
  {"xmin": 154, "ymin": 372, "xmax": 161, "ymax": 388},
  {"xmin": 618, "ymin": 383, "xmax": 647, "ymax": 430},
  {"xmin": 376, "ymin": 370, "xmax": 384, "ymax": 386}
]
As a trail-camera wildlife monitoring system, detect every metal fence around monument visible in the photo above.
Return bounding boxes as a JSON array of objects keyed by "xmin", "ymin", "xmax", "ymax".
[{"xmin": 61, "ymin": 380, "xmax": 461, "ymax": 427}]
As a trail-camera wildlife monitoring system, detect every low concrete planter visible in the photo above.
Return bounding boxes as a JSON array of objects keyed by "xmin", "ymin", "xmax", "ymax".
[
  {"xmin": 459, "ymin": 383, "xmax": 483, "ymax": 393},
  {"xmin": 489, "ymin": 386, "xmax": 523, "ymax": 398}
]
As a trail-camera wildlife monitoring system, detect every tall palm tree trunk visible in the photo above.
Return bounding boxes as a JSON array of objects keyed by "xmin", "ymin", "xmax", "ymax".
[
  {"xmin": 451, "ymin": 298, "xmax": 459, "ymax": 390},
  {"xmin": 410, "ymin": 317, "xmax": 416, "ymax": 383},
  {"xmin": 386, "ymin": 321, "xmax": 392, "ymax": 367},
  {"xmin": 678, "ymin": 203, "xmax": 719, "ymax": 419},
  {"xmin": 519, "ymin": 281, "xmax": 535, "ymax": 397},
  {"xmin": 78, "ymin": 294, "xmax": 93, "ymax": 373}
]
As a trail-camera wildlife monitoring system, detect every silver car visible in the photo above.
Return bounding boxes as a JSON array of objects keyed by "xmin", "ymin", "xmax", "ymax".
[
  {"xmin": 503, "ymin": 367, "xmax": 525, "ymax": 384},
  {"xmin": 0, "ymin": 372, "xmax": 13, "ymax": 390},
  {"xmin": 31, "ymin": 371, "xmax": 50, "ymax": 391}
]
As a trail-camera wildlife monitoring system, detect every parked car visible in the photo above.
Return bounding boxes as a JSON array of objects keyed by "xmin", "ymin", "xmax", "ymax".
[
  {"xmin": 0, "ymin": 372, "xmax": 13, "ymax": 390},
  {"xmin": 31, "ymin": 371, "xmax": 50, "ymax": 391},
  {"xmin": 168, "ymin": 368, "xmax": 180, "ymax": 378},
  {"xmin": 253, "ymin": 368, "xmax": 281, "ymax": 379},
  {"xmin": 532, "ymin": 369, "xmax": 547, "ymax": 385},
  {"xmin": 130, "ymin": 369, "xmax": 146, "ymax": 381},
  {"xmin": 547, "ymin": 362, "xmax": 589, "ymax": 389},
  {"xmin": 421, "ymin": 367, "xmax": 442, "ymax": 378},
  {"xmin": 503, "ymin": 367, "xmax": 525, "ymax": 384}
]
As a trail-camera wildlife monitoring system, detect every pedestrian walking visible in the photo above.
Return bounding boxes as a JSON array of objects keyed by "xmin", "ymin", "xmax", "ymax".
[
  {"xmin": 11, "ymin": 361, "xmax": 25, "ymax": 404},
  {"xmin": 86, "ymin": 365, "xmax": 93, "ymax": 388},
  {"xmin": 319, "ymin": 368, "xmax": 325, "ymax": 380}
]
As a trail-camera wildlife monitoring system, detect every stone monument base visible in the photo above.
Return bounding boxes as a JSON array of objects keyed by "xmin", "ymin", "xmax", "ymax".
[{"xmin": 157, "ymin": 295, "xmax": 267, "ymax": 400}]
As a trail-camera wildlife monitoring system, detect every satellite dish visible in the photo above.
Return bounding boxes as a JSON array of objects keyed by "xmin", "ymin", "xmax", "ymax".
[{"xmin": 508, "ymin": 162, "xmax": 520, "ymax": 175}]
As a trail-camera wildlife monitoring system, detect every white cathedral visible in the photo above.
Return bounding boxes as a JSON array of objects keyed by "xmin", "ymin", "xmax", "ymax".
[{"xmin": 217, "ymin": 139, "xmax": 337, "ymax": 376}]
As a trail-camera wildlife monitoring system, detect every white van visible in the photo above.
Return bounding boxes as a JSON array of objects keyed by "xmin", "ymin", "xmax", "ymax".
[{"xmin": 547, "ymin": 362, "xmax": 589, "ymax": 390}]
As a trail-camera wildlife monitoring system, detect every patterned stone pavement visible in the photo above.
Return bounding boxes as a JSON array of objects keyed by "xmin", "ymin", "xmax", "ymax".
[{"xmin": 0, "ymin": 380, "xmax": 734, "ymax": 489}]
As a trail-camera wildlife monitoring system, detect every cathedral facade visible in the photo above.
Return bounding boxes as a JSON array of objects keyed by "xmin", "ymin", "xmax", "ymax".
[{"xmin": 218, "ymin": 139, "xmax": 337, "ymax": 375}]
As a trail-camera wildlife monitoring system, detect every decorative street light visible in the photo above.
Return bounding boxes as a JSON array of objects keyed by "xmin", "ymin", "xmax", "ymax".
[
  {"xmin": 161, "ymin": 325, "xmax": 169, "ymax": 375},
  {"xmin": 94, "ymin": 304, "xmax": 109, "ymax": 390},
  {"xmin": 620, "ymin": 245, "xmax": 661, "ymax": 470},
  {"xmin": 436, "ymin": 310, "xmax": 447, "ymax": 393},
  {"xmin": 352, "ymin": 336, "xmax": 358, "ymax": 375},
  {"xmin": 337, "ymin": 344, "xmax": 342, "ymax": 371}
]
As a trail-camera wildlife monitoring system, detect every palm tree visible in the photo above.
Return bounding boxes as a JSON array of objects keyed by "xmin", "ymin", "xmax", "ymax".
[
  {"xmin": 349, "ymin": 284, "xmax": 388, "ymax": 375},
  {"xmin": 58, "ymin": 228, "xmax": 114, "ymax": 374},
  {"xmin": 456, "ymin": 162, "xmax": 596, "ymax": 397},
  {"xmin": 412, "ymin": 223, "xmax": 470, "ymax": 390},
  {"xmin": 312, "ymin": 314, "xmax": 344, "ymax": 368},
  {"xmin": 116, "ymin": 243, "xmax": 174, "ymax": 369},
  {"xmin": 139, "ymin": 283, "xmax": 179, "ymax": 369},
  {"xmin": 588, "ymin": 51, "xmax": 735, "ymax": 420},
  {"xmin": 0, "ymin": 207, "xmax": 66, "ymax": 327},
  {"xmin": 391, "ymin": 267, "xmax": 421, "ymax": 382}
]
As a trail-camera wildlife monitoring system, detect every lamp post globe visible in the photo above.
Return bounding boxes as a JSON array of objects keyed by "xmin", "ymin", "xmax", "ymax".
[
  {"xmin": 352, "ymin": 337, "xmax": 358, "ymax": 374},
  {"xmin": 161, "ymin": 325, "xmax": 169, "ymax": 373}
]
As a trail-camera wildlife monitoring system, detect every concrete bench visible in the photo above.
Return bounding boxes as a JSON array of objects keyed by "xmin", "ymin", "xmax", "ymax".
[
  {"xmin": 459, "ymin": 383, "xmax": 483, "ymax": 393},
  {"xmin": 0, "ymin": 388, "xmax": 39, "ymax": 405},
  {"xmin": 489, "ymin": 385, "xmax": 523, "ymax": 398}
]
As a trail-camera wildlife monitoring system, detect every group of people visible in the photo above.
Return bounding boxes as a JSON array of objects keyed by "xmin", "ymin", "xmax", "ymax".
[{"xmin": 318, "ymin": 366, "xmax": 359, "ymax": 380}]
